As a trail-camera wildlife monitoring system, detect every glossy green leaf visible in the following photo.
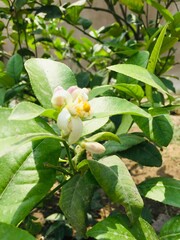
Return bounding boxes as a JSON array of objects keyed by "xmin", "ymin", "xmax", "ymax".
[
  {"xmin": 146, "ymin": 0, "xmax": 174, "ymax": 22},
  {"xmin": 66, "ymin": 0, "xmax": 86, "ymax": 23},
  {"xmin": 24, "ymin": 58, "xmax": 76, "ymax": 108},
  {"xmin": 159, "ymin": 215, "xmax": 180, "ymax": 240},
  {"xmin": 138, "ymin": 177, "xmax": 180, "ymax": 208},
  {"xmin": 59, "ymin": 171, "xmax": 97, "ymax": 237},
  {"xmin": 0, "ymin": 87, "xmax": 6, "ymax": 105},
  {"xmin": 0, "ymin": 138, "xmax": 60, "ymax": 224},
  {"xmin": 133, "ymin": 115, "xmax": 173, "ymax": 147},
  {"xmin": 85, "ymin": 132, "xmax": 120, "ymax": 143},
  {"xmin": 6, "ymin": 54, "xmax": 23, "ymax": 83},
  {"xmin": 0, "ymin": 222, "xmax": 35, "ymax": 240},
  {"xmin": 87, "ymin": 213, "xmax": 158, "ymax": 240},
  {"xmin": 119, "ymin": 0, "xmax": 144, "ymax": 13},
  {"xmin": 88, "ymin": 156, "xmax": 144, "ymax": 223},
  {"xmin": 0, "ymin": 72, "xmax": 14, "ymax": 88},
  {"xmin": 82, "ymin": 117, "xmax": 109, "ymax": 136},
  {"xmin": 9, "ymin": 102, "xmax": 45, "ymax": 120},
  {"xmin": 90, "ymin": 97, "xmax": 150, "ymax": 119},
  {"xmin": 108, "ymin": 64, "xmax": 168, "ymax": 94},
  {"xmin": 160, "ymin": 37, "xmax": 178, "ymax": 54},
  {"xmin": 119, "ymin": 141, "xmax": 162, "ymax": 167},
  {"xmin": 147, "ymin": 24, "xmax": 168, "ymax": 73},
  {"xmin": 97, "ymin": 134, "xmax": 145, "ymax": 158},
  {"xmin": 0, "ymin": 108, "xmax": 59, "ymax": 157},
  {"xmin": 115, "ymin": 83, "xmax": 144, "ymax": 100}
]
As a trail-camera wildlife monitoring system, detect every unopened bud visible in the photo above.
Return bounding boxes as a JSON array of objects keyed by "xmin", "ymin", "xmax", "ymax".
[{"xmin": 82, "ymin": 142, "xmax": 105, "ymax": 154}]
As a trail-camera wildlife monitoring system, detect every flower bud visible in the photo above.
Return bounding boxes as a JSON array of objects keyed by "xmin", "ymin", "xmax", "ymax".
[
  {"xmin": 51, "ymin": 86, "xmax": 72, "ymax": 109},
  {"xmin": 82, "ymin": 142, "xmax": 105, "ymax": 154}
]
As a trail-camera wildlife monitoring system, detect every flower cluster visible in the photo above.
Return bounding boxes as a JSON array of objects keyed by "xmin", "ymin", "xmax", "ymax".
[{"xmin": 51, "ymin": 86, "xmax": 92, "ymax": 144}]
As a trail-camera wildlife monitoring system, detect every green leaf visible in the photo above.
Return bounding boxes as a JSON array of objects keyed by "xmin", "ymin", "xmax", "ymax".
[
  {"xmin": 6, "ymin": 54, "xmax": 23, "ymax": 82},
  {"xmin": 147, "ymin": 24, "xmax": 168, "ymax": 73},
  {"xmin": 0, "ymin": 87, "xmax": 6, "ymax": 105},
  {"xmin": 108, "ymin": 64, "xmax": 168, "ymax": 94},
  {"xmin": 138, "ymin": 177, "xmax": 180, "ymax": 208},
  {"xmin": 24, "ymin": 58, "xmax": 76, "ymax": 108},
  {"xmin": 90, "ymin": 97, "xmax": 150, "ymax": 119},
  {"xmin": 146, "ymin": 0, "xmax": 174, "ymax": 22},
  {"xmin": 116, "ymin": 114, "xmax": 133, "ymax": 135},
  {"xmin": 160, "ymin": 37, "xmax": 178, "ymax": 54},
  {"xmin": 119, "ymin": 0, "xmax": 144, "ymax": 13},
  {"xmin": 78, "ymin": 17, "xmax": 92, "ymax": 30},
  {"xmin": 82, "ymin": 117, "xmax": 109, "ymax": 136},
  {"xmin": 88, "ymin": 156, "xmax": 144, "ymax": 223},
  {"xmin": 59, "ymin": 171, "xmax": 97, "ymax": 238},
  {"xmin": 14, "ymin": 0, "xmax": 28, "ymax": 10},
  {"xmin": 0, "ymin": 222, "xmax": 35, "ymax": 240},
  {"xmin": 127, "ymin": 51, "xmax": 149, "ymax": 68},
  {"xmin": 115, "ymin": 83, "xmax": 144, "ymax": 101},
  {"xmin": 0, "ymin": 108, "xmax": 59, "ymax": 157},
  {"xmin": 159, "ymin": 215, "xmax": 180, "ymax": 240},
  {"xmin": 89, "ymin": 85, "xmax": 112, "ymax": 100},
  {"xmin": 119, "ymin": 141, "xmax": 162, "ymax": 167},
  {"xmin": 66, "ymin": 0, "xmax": 86, "ymax": 23},
  {"xmin": 87, "ymin": 213, "xmax": 158, "ymax": 240},
  {"xmin": 100, "ymin": 134, "xmax": 145, "ymax": 158},
  {"xmin": 9, "ymin": 102, "xmax": 45, "ymax": 120},
  {"xmin": 0, "ymin": 138, "xmax": 60, "ymax": 224},
  {"xmin": 36, "ymin": 5, "xmax": 62, "ymax": 19},
  {"xmin": 85, "ymin": 132, "xmax": 120, "ymax": 143},
  {"xmin": 133, "ymin": 115, "xmax": 173, "ymax": 147}
]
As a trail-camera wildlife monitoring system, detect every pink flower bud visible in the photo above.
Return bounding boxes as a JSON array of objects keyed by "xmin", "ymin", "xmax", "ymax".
[
  {"xmin": 83, "ymin": 142, "xmax": 105, "ymax": 154},
  {"xmin": 51, "ymin": 86, "xmax": 72, "ymax": 109}
]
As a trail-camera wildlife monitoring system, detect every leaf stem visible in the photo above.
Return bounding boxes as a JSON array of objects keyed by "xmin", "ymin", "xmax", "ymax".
[{"xmin": 63, "ymin": 141, "xmax": 76, "ymax": 175}]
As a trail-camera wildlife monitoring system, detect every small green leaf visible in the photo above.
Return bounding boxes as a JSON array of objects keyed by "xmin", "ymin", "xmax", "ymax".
[
  {"xmin": 138, "ymin": 177, "xmax": 180, "ymax": 208},
  {"xmin": 159, "ymin": 215, "xmax": 180, "ymax": 240},
  {"xmin": 6, "ymin": 54, "xmax": 23, "ymax": 82},
  {"xmin": 82, "ymin": 117, "xmax": 109, "ymax": 136},
  {"xmin": 36, "ymin": 5, "xmax": 62, "ymax": 19},
  {"xmin": 115, "ymin": 83, "xmax": 144, "ymax": 100},
  {"xmin": 59, "ymin": 171, "xmax": 97, "ymax": 237},
  {"xmin": 66, "ymin": 0, "xmax": 86, "ymax": 23},
  {"xmin": 90, "ymin": 97, "xmax": 150, "ymax": 119},
  {"xmin": 127, "ymin": 51, "xmax": 149, "ymax": 68},
  {"xmin": 147, "ymin": 24, "xmax": 168, "ymax": 73},
  {"xmin": 133, "ymin": 115, "xmax": 173, "ymax": 147},
  {"xmin": 87, "ymin": 214, "xmax": 158, "ymax": 240},
  {"xmin": 119, "ymin": 0, "xmax": 144, "ymax": 13},
  {"xmin": 85, "ymin": 132, "xmax": 120, "ymax": 143},
  {"xmin": 108, "ymin": 64, "xmax": 168, "ymax": 94},
  {"xmin": 0, "ymin": 222, "xmax": 35, "ymax": 240},
  {"xmin": 146, "ymin": 0, "xmax": 174, "ymax": 22},
  {"xmin": 9, "ymin": 102, "xmax": 45, "ymax": 120},
  {"xmin": 88, "ymin": 156, "xmax": 144, "ymax": 223},
  {"xmin": 25, "ymin": 58, "xmax": 76, "ymax": 108},
  {"xmin": 0, "ymin": 138, "xmax": 60, "ymax": 225}
]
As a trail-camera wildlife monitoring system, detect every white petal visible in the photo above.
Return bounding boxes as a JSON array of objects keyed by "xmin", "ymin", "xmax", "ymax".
[
  {"xmin": 68, "ymin": 117, "xmax": 83, "ymax": 144},
  {"xmin": 83, "ymin": 142, "xmax": 105, "ymax": 154},
  {"xmin": 57, "ymin": 108, "xmax": 71, "ymax": 135}
]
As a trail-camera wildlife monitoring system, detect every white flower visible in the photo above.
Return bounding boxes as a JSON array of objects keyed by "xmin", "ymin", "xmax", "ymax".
[
  {"xmin": 51, "ymin": 85, "xmax": 92, "ymax": 144},
  {"xmin": 57, "ymin": 108, "xmax": 83, "ymax": 144},
  {"xmin": 82, "ymin": 142, "xmax": 105, "ymax": 154}
]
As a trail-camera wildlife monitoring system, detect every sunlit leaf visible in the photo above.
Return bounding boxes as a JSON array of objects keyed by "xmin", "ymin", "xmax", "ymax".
[
  {"xmin": 88, "ymin": 156, "xmax": 144, "ymax": 223},
  {"xmin": 87, "ymin": 214, "xmax": 158, "ymax": 239}
]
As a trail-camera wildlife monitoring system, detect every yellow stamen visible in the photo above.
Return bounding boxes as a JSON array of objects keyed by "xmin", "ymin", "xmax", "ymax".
[{"xmin": 83, "ymin": 102, "xmax": 91, "ymax": 112}]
